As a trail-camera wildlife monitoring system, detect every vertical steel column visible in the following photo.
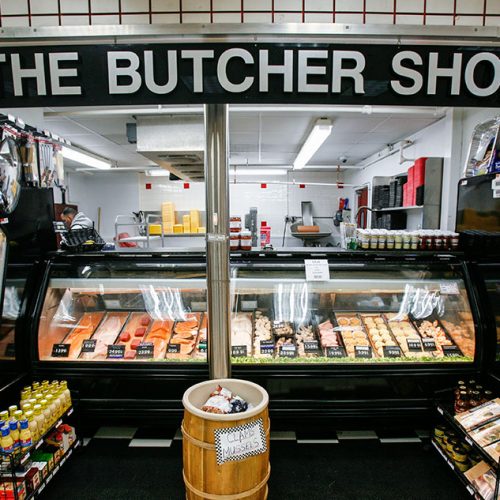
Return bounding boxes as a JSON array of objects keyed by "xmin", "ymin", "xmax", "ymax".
[{"xmin": 205, "ymin": 104, "xmax": 231, "ymax": 379}]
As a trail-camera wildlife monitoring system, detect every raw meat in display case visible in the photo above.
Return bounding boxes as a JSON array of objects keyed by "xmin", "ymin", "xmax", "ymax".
[
  {"xmin": 80, "ymin": 312, "xmax": 129, "ymax": 361},
  {"xmin": 64, "ymin": 312, "xmax": 104, "ymax": 359}
]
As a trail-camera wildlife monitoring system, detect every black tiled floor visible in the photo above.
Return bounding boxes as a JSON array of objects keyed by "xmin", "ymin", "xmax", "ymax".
[{"xmin": 39, "ymin": 438, "xmax": 470, "ymax": 499}]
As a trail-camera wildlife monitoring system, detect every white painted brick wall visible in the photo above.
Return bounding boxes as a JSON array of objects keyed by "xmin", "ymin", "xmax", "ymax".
[{"xmin": 0, "ymin": 0, "xmax": 498, "ymax": 27}]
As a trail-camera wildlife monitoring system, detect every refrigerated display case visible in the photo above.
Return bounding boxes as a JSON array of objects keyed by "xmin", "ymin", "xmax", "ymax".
[{"xmin": 29, "ymin": 250, "xmax": 488, "ymax": 424}]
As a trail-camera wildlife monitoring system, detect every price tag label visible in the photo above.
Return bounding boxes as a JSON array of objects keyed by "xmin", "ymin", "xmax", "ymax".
[
  {"xmin": 383, "ymin": 345, "xmax": 402, "ymax": 358},
  {"xmin": 440, "ymin": 282, "xmax": 460, "ymax": 295},
  {"xmin": 106, "ymin": 345, "xmax": 125, "ymax": 359},
  {"xmin": 354, "ymin": 346, "xmax": 372, "ymax": 358},
  {"xmin": 4, "ymin": 343, "xmax": 15, "ymax": 357},
  {"xmin": 406, "ymin": 338, "xmax": 422, "ymax": 352},
  {"xmin": 241, "ymin": 301, "xmax": 258, "ymax": 311},
  {"xmin": 326, "ymin": 346, "xmax": 346, "ymax": 358},
  {"xmin": 52, "ymin": 344, "xmax": 70, "ymax": 358},
  {"xmin": 191, "ymin": 302, "xmax": 207, "ymax": 312},
  {"xmin": 231, "ymin": 345, "xmax": 248, "ymax": 357},
  {"xmin": 279, "ymin": 345, "xmax": 296, "ymax": 358},
  {"xmin": 136, "ymin": 342, "xmax": 154, "ymax": 359},
  {"xmin": 198, "ymin": 342, "xmax": 207, "ymax": 353},
  {"xmin": 422, "ymin": 338, "xmax": 437, "ymax": 351},
  {"xmin": 259, "ymin": 340, "xmax": 274, "ymax": 354},
  {"xmin": 167, "ymin": 344, "xmax": 181, "ymax": 354},
  {"xmin": 305, "ymin": 259, "xmax": 330, "ymax": 282},
  {"xmin": 80, "ymin": 339, "xmax": 96, "ymax": 353},
  {"xmin": 304, "ymin": 340, "xmax": 320, "ymax": 353},
  {"xmin": 442, "ymin": 345, "xmax": 461, "ymax": 357}
]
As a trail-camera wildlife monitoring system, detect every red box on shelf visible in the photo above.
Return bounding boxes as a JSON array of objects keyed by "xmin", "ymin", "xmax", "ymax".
[
  {"xmin": 414, "ymin": 157, "xmax": 426, "ymax": 187},
  {"xmin": 407, "ymin": 165, "xmax": 415, "ymax": 206},
  {"xmin": 402, "ymin": 182, "xmax": 410, "ymax": 206}
]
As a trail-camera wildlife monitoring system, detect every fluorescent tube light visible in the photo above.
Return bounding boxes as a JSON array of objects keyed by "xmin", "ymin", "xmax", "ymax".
[
  {"xmin": 146, "ymin": 169, "xmax": 171, "ymax": 177},
  {"xmin": 230, "ymin": 168, "xmax": 288, "ymax": 176},
  {"xmin": 293, "ymin": 118, "xmax": 332, "ymax": 170},
  {"xmin": 62, "ymin": 146, "xmax": 112, "ymax": 170}
]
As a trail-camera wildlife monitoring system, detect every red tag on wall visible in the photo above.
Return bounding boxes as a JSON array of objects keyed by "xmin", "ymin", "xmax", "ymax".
[
  {"xmin": 145, "ymin": 183, "xmax": 152, "ymax": 190},
  {"xmin": 299, "ymin": 184, "xmax": 305, "ymax": 189},
  {"xmin": 261, "ymin": 183, "xmax": 267, "ymax": 189},
  {"xmin": 184, "ymin": 182, "xmax": 190, "ymax": 189},
  {"xmin": 338, "ymin": 183, "xmax": 344, "ymax": 189}
]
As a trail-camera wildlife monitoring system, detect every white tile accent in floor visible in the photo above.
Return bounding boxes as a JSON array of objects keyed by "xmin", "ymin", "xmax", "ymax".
[{"xmin": 129, "ymin": 438, "xmax": 173, "ymax": 448}]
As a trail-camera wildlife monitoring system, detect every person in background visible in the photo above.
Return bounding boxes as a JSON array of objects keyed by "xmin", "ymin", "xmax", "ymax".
[{"xmin": 61, "ymin": 206, "xmax": 94, "ymax": 230}]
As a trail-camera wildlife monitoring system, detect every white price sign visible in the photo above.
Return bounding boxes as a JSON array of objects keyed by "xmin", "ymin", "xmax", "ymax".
[
  {"xmin": 304, "ymin": 259, "xmax": 330, "ymax": 282},
  {"xmin": 440, "ymin": 282, "xmax": 460, "ymax": 295},
  {"xmin": 214, "ymin": 418, "xmax": 267, "ymax": 465}
]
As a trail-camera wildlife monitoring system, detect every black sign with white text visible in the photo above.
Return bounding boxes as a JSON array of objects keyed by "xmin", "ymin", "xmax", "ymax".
[{"xmin": 0, "ymin": 43, "xmax": 497, "ymax": 107}]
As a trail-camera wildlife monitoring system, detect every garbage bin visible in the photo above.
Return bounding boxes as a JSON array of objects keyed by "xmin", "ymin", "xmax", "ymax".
[{"xmin": 182, "ymin": 378, "xmax": 270, "ymax": 500}]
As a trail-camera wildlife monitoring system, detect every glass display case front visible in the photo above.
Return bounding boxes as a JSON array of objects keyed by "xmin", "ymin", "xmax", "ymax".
[
  {"xmin": 230, "ymin": 260, "xmax": 476, "ymax": 364},
  {"xmin": 478, "ymin": 264, "xmax": 500, "ymax": 361},
  {"xmin": 38, "ymin": 260, "xmax": 207, "ymax": 363}
]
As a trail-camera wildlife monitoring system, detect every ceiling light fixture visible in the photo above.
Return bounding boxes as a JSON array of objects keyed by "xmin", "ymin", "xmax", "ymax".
[
  {"xmin": 62, "ymin": 146, "xmax": 112, "ymax": 170},
  {"xmin": 145, "ymin": 169, "xmax": 171, "ymax": 177},
  {"xmin": 230, "ymin": 168, "xmax": 288, "ymax": 176},
  {"xmin": 293, "ymin": 118, "xmax": 332, "ymax": 170}
]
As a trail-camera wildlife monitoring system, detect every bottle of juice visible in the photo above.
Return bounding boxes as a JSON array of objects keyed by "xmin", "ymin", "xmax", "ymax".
[
  {"xmin": 60, "ymin": 381, "xmax": 72, "ymax": 411},
  {"xmin": 0, "ymin": 411, "xmax": 8, "ymax": 422},
  {"xmin": 24, "ymin": 411, "xmax": 38, "ymax": 443},
  {"xmin": 21, "ymin": 402, "xmax": 31, "ymax": 414},
  {"xmin": 19, "ymin": 419, "xmax": 32, "ymax": 452},
  {"xmin": 13, "ymin": 410, "xmax": 23, "ymax": 424},
  {"xmin": 49, "ymin": 391, "xmax": 62, "ymax": 419},
  {"xmin": 33, "ymin": 405, "xmax": 46, "ymax": 436},
  {"xmin": 40, "ymin": 400, "xmax": 52, "ymax": 428},
  {"xmin": 32, "ymin": 382, "xmax": 40, "ymax": 391},
  {"xmin": 45, "ymin": 395, "xmax": 57, "ymax": 425},
  {"xmin": 0, "ymin": 426, "xmax": 13, "ymax": 461},
  {"xmin": 8, "ymin": 406, "xmax": 17, "ymax": 418},
  {"xmin": 9, "ymin": 421, "xmax": 19, "ymax": 455},
  {"xmin": 20, "ymin": 390, "xmax": 31, "ymax": 406}
]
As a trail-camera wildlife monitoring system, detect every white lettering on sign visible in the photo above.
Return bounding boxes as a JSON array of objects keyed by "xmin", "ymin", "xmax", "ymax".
[
  {"xmin": 108, "ymin": 51, "xmax": 141, "ymax": 94},
  {"xmin": 332, "ymin": 51, "xmax": 365, "ymax": 94},
  {"xmin": 48, "ymin": 52, "xmax": 81, "ymax": 95},
  {"xmin": 439, "ymin": 282, "xmax": 460, "ymax": 295},
  {"xmin": 305, "ymin": 259, "xmax": 330, "ymax": 282},
  {"xmin": 217, "ymin": 48, "xmax": 254, "ymax": 93},
  {"xmin": 391, "ymin": 51, "xmax": 424, "ymax": 95},
  {"xmin": 259, "ymin": 49, "xmax": 293, "ymax": 92},
  {"xmin": 214, "ymin": 419, "xmax": 267, "ymax": 465}
]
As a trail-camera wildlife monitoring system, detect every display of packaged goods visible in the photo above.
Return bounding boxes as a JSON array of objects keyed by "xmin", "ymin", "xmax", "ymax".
[
  {"xmin": 484, "ymin": 442, "xmax": 500, "ymax": 462},
  {"xmin": 361, "ymin": 314, "xmax": 402, "ymax": 358},
  {"xmin": 62, "ymin": 312, "xmax": 104, "ymax": 359},
  {"xmin": 469, "ymin": 419, "xmax": 500, "ymax": 448},
  {"xmin": 441, "ymin": 319, "xmax": 475, "ymax": 358},
  {"xmin": 465, "ymin": 461, "xmax": 497, "ymax": 500},
  {"xmin": 384, "ymin": 313, "xmax": 423, "ymax": 357},
  {"xmin": 412, "ymin": 318, "xmax": 457, "ymax": 357},
  {"xmin": 334, "ymin": 314, "xmax": 372, "ymax": 359},
  {"xmin": 455, "ymin": 399, "xmax": 500, "ymax": 431},
  {"xmin": 253, "ymin": 311, "xmax": 273, "ymax": 358},
  {"xmin": 182, "ymin": 214, "xmax": 191, "ymax": 233},
  {"xmin": 295, "ymin": 324, "xmax": 319, "ymax": 357},
  {"xmin": 79, "ymin": 312, "xmax": 129, "ymax": 360},
  {"xmin": 167, "ymin": 313, "xmax": 200, "ymax": 359}
]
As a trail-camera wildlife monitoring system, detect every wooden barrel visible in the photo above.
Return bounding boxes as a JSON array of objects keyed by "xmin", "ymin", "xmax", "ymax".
[{"xmin": 182, "ymin": 378, "xmax": 270, "ymax": 500}]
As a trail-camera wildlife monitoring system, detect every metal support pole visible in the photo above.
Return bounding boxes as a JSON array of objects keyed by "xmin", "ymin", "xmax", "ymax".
[{"xmin": 205, "ymin": 104, "xmax": 231, "ymax": 380}]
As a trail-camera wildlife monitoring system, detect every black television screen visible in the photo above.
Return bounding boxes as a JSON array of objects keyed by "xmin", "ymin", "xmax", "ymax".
[
  {"xmin": 456, "ymin": 174, "xmax": 500, "ymax": 233},
  {"xmin": 2, "ymin": 187, "xmax": 57, "ymax": 257}
]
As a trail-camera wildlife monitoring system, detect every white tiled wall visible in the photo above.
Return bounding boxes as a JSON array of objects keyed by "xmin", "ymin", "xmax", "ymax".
[
  {"xmin": 1, "ymin": 0, "xmax": 498, "ymax": 26},
  {"xmin": 137, "ymin": 171, "xmax": 353, "ymax": 247}
]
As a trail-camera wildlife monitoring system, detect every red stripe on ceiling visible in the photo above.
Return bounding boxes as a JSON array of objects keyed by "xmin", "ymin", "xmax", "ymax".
[{"xmin": 27, "ymin": 0, "xmax": 32, "ymax": 27}]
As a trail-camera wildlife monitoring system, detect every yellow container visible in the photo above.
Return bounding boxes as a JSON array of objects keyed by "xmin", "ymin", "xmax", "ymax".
[
  {"xmin": 173, "ymin": 224, "xmax": 184, "ymax": 234},
  {"xmin": 183, "ymin": 215, "xmax": 191, "ymax": 233},
  {"xmin": 190, "ymin": 210, "xmax": 200, "ymax": 233},
  {"xmin": 197, "ymin": 227, "xmax": 206, "ymax": 233},
  {"xmin": 149, "ymin": 224, "xmax": 162, "ymax": 235}
]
